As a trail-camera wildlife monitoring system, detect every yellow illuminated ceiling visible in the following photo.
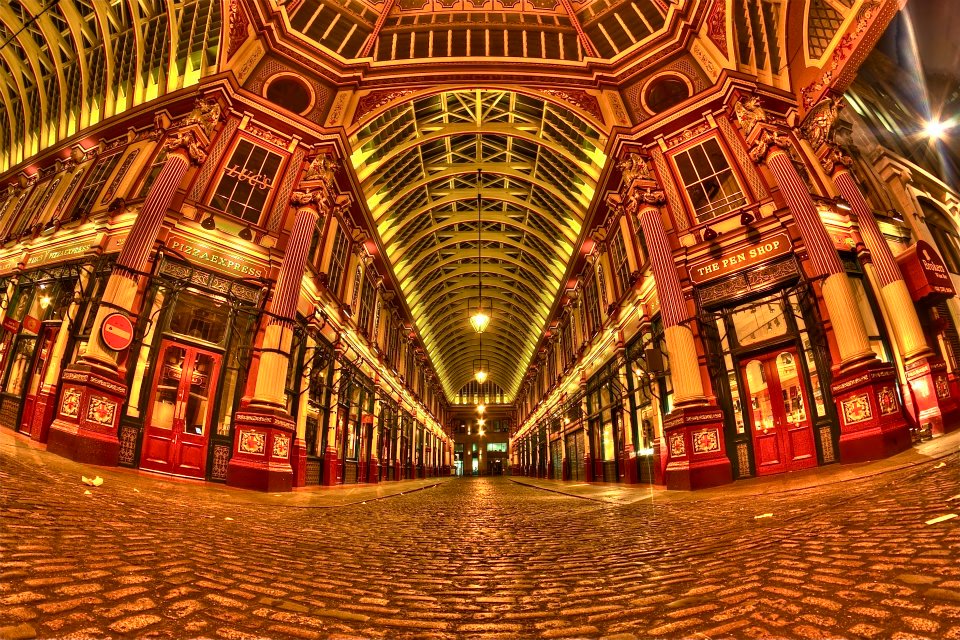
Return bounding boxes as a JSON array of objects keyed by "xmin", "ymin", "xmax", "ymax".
[
  {"xmin": 0, "ymin": 0, "xmax": 221, "ymax": 172},
  {"xmin": 351, "ymin": 89, "xmax": 606, "ymax": 402}
]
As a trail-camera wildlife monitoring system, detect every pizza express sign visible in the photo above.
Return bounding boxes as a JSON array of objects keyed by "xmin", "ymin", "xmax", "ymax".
[
  {"xmin": 690, "ymin": 232, "xmax": 792, "ymax": 284},
  {"xmin": 167, "ymin": 234, "xmax": 266, "ymax": 279}
]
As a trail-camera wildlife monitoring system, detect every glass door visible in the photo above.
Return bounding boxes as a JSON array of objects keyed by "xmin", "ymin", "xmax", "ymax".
[
  {"xmin": 741, "ymin": 347, "xmax": 817, "ymax": 476},
  {"xmin": 141, "ymin": 340, "xmax": 221, "ymax": 479}
]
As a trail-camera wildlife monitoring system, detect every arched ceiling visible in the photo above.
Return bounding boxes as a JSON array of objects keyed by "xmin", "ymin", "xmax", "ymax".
[
  {"xmin": 351, "ymin": 89, "xmax": 606, "ymax": 401},
  {"xmin": 0, "ymin": 0, "xmax": 222, "ymax": 172}
]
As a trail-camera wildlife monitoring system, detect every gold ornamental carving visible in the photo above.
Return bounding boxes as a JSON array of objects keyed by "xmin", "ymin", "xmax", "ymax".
[
  {"xmin": 182, "ymin": 97, "xmax": 223, "ymax": 137},
  {"xmin": 164, "ymin": 130, "xmax": 208, "ymax": 166},
  {"xmin": 820, "ymin": 143, "xmax": 854, "ymax": 175},
  {"xmin": 748, "ymin": 129, "xmax": 792, "ymax": 164},
  {"xmin": 800, "ymin": 97, "xmax": 841, "ymax": 151},
  {"xmin": 734, "ymin": 95, "xmax": 767, "ymax": 136}
]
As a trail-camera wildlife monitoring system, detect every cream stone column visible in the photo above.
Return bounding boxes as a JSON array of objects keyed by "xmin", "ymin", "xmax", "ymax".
[
  {"xmin": 47, "ymin": 98, "xmax": 220, "ymax": 466},
  {"xmin": 825, "ymin": 146, "xmax": 932, "ymax": 362},
  {"xmin": 628, "ymin": 193, "xmax": 706, "ymax": 406},
  {"xmin": 610, "ymin": 152, "xmax": 731, "ymax": 490},
  {"xmin": 228, "ymin": 155, "xmax": 348, "ymax": 491},
  {"xmin": 750, "ymin": 131, "xmax": 875, "ymax": 369},
  {"xmin": 824, "ymin": 145, "xmax": 957, "ymax": 433}
]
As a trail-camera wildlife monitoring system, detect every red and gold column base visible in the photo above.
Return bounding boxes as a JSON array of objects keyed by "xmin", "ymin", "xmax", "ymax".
[
  {"xmin": 367, "ymin": 457, "xmax": 380, "ymax": 483},
  {"xmin": 831, "ymin": 362, "xmax": 911, "ymax": 462},
  {"xmin": 322, "ymin": 449, "xmax": 340, "ymax": 485},
  {"xmin": 29, "ymin": 388, "xmax": 60, "ymax": 443},
  {"xmin": 663, "ymin": 406, "xmax": 733, "ymax": 490},
  {"xmin": 226, "ymin": 409, "xmax": 296, "ymax": 492},
  {"xmin": 46, "ymin": 366, "xmax": 126, "ymax": 467},
  {"xmin": 290, "ymin": 437, "xmax": 308, "ymax": 488},
  {"xmin": 905, "ymin": 358, "xmax": 959, "ymax": 436}
]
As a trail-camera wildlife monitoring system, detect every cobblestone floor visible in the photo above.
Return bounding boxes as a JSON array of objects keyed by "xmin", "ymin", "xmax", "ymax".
[{"xmin": 1, "ymin": 433, "xmax": 959, "ymax": 639}]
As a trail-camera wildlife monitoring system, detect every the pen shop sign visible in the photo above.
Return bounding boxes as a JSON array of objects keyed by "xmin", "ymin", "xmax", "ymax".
[{"xmin": 690, "ymin": 232, "xmax": 792, "ymax": 285}]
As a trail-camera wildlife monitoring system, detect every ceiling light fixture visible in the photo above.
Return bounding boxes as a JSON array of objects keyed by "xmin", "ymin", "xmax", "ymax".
[{"xmin": 469, "ymin": 168, "xmax": 491, "ymax": 334}]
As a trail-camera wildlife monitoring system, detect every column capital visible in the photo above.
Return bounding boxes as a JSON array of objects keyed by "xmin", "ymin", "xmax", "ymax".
[
  {"xmin": 748, "ymin": 129, "xmax": 792, "ymax": 165},
  {"xmin": 164, "ymin": 130, "xmax": 208, "ymax": 166},
  {"xmin": 608, "ymin": 152, "xmax": 667, "ymax": 218},
  {"xmin": 181, "ymin": 97, "xmax": 224, "ymax": 138},
  {"xmin": 820, "ymin": 143, "xmax": 854, "ymax": 176}
]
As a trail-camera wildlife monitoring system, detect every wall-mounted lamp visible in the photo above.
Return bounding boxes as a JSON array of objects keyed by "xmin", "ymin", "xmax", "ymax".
[
  {"xmin": 740, "ymin": 211, "xmax": 755, "ymax": 226},
  {"xmin": 887, "ymin": 209, "xmax": 905, "ymax": 223},
  {"xmin": 200, "ymin": 213, "xmax": 217, "ymax": 230},
  {"xmin": 703, "ymin": 227, "xmax": 718, "ymax": 241},
  {"xmin": 833, "ymin": 197, "xmax": 852, "ymax": 212},
  {"xmin": 238, "ymin": 225, "xmax": 254, "ymax": 241}
]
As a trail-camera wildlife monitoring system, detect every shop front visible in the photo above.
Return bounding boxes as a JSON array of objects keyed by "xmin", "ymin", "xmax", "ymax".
[
  {"xmin": 0, "ymin": 243, "xmax": 114, "ymax": 445},
  {"xmin": 377, "ymin": 396, "xmax": 398, "ymax": 481},
  {"xmin": 336, "ymin": 365, "xmax": 375, "ymax": 484},
  {"xmin": 304, "ymin": 336, "xmax": 336, "ymax": 485},
  {"xmin": 121, "ymin": 256, "xmax": 264, "ymax": 481},
  {"xmin": 698, "ymin": 255, "xmax": 843, "ymax": 479},
  {"xmin": 586, "ymin": 362, "xmax": 625, "ymax": 482}
]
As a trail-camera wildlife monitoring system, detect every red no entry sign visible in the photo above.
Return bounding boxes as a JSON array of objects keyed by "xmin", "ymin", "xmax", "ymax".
[{"xmin": 101, "ymin": 313, "xmax": 134, "ymax": 351}]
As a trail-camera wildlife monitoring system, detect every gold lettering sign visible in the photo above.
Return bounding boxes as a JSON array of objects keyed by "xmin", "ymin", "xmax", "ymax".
[
  {"xmin": 690, "ymin": 232, "xmax": 792, "ymax": 285},
  {"xmin": 167, "ymin": 234, "xmax": 266, "ymax": 280},
  {"xmin": 25, "ymin": 240, "xmax": 91, "ymax": 268}
]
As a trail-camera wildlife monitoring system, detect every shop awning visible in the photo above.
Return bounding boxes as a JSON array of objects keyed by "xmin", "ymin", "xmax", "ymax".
[{"xmin": 895, "ymin": 240, "xmax": 957, "ymax": 303}]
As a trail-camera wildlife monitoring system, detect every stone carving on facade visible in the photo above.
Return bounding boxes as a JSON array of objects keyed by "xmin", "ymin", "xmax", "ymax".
[
  {"xmin": 164, "ymin": 130, "xmax": 208, "ymax": 165},
  {"xmin": 748, "ymin": 129, "xmax": 791, "ymax": 164},
  {"xmin": 734, "ymin": 95, "xmax": 767, "ymax": 136},
  {"xmin": 290, "ymin": 189, "xmax": 321, "ymax": 210},
  {"xmin": 820, "ymin": 143, "xmax": 854, "ymax": 175},
  {"xmin": 801, "ymin": 97, "xmax": 842, "ymax": 151},
  {"xmin": 617, "ymin": 152, "xmax": 654, "ymax": 184},
  {"xmin": 304, "ymin": 154, "xmax": 339, "ymax": 185},
  {"xmin": 182, "ymin": 97, "xmax": 222, "ymax": 137}
]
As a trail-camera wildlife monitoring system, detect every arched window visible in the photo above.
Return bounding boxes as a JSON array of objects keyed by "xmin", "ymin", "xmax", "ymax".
[{"xmin": 921, "ymin": 201, "xmax": 960, "ymax": 275}]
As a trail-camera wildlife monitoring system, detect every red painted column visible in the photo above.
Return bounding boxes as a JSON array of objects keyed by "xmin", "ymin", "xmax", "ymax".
[
  {"xmin": 829, "ymin": 153, "xmax": 958, "ymax": 435},
  {"xmin": 228, "ymin": 161, "xmax": 342, "ymax": 491},
  {"xmin": 753, "ymin": 132, "xmax": 910, "ymax": 461},
  {"xmin": 633, "ymin": 198, "xmax": 731, "ymax": 489},
  {"xmin": 46, "ymin": 109, "xmax": 216, "ymax": 467}
]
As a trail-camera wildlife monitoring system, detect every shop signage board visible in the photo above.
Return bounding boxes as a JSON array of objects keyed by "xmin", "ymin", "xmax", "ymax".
[
  {"xmin": 689, "ymin": 232, "xmax": 792, "ymax": 284},
  {"xmin": 896, "ymin": 240, "xmax": 956, "ymax": 302},
  {"xmin": 25, "ymin": 240, "xmax": 90, "ymax": 268},
  {"xmin": 101, "ymin": 313, "xmax": 135, "ymax": 351},
  {"xmin": 166, "ymin": 233, "xmax": 267, "ymax": 280}
]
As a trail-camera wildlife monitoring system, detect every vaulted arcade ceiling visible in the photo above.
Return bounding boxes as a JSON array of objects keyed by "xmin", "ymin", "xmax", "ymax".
[{"xmin": 351, "ymin": 90, "xmax": 605, "ymax": 401}]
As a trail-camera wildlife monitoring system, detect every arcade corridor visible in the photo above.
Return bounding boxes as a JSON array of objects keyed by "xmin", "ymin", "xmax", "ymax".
[{"xmin": 1, "ymin": 430, "xmax": 958, "ymax": 639}]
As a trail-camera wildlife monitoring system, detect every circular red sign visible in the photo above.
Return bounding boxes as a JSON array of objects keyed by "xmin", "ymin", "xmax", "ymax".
[{"xmin": 100, "ymin": 313, "xmax": 135, "ymax": 351}]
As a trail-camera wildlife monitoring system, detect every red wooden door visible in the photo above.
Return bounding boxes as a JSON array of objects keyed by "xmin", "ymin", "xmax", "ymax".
[
  {"xmin": 141, "ymin": 341, "xmax": 221, "ymax": 479},
  {"xmin": 741, "ymin": 348, "xmax": 817, "ymax": 476}
]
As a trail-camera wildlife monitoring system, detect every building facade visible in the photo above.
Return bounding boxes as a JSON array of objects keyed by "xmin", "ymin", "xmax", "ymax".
[{"xmin": 0, "ymin": 0, "xmax": 955, "ymax": 490}]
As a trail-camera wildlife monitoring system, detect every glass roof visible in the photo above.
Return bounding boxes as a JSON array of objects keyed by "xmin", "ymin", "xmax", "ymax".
[{"xmin": 352, "ymin": 89, "xmax": 606, "ymax": 401}]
